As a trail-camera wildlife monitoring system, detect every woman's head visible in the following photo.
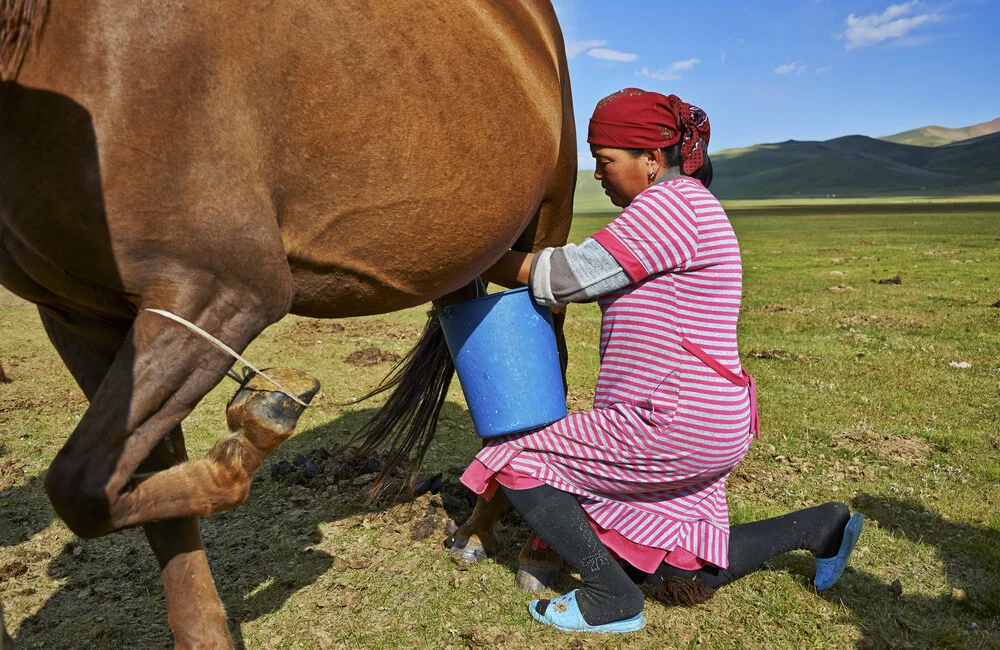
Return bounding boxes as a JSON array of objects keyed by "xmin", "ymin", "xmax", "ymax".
[{"xmin": 588, "ymin": 88, "xmax": 712, "ymax": 207}]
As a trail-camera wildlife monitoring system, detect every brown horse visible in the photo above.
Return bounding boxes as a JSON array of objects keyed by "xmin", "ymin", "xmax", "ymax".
[{"xmin": 0, "ymin": 0, "xmax": 574, "ymax": 646}]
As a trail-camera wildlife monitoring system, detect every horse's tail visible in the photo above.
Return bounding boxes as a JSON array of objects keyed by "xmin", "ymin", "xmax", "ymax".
[
  {"xmin": 350, "ymin": 305, "xmax": 456, "ymax": 497},
  {"xmin": 0, "ymin": 0, "xmax": 48, "ymax": 80}
]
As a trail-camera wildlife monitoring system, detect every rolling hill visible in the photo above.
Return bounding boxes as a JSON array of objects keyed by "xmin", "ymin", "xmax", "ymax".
[
  {"xmin": 879, "ymin": 117, "xmax": 1000, "ymax": 147},
  {"xmin": 575, "ymin": 129, "xmax": 1000, "ymax": 206},
  {"xmin": 709, "ymin": 131, "xmax": 1000, "ymax": 199}
]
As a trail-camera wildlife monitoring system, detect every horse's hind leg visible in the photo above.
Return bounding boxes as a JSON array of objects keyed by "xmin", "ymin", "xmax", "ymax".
[
  {"xmin": 42, "ymin": 294, "xmax": 314, "ymax": 648},
  {"xmin": 141, "ymin": 430, "xmax": 231, "ymax": 649},
  {"xmin": 446, "ymin": 492, "xmax": 511, "ymax": 562},
  {"xmin": 515, "ymin": 533, "xmax": 563, "ymax": 592},
  {"xmin": 446, "ymin": 494, "xmax": 563, "ymax": 591},
  {"xmin": 39, "ymin": 310, "xmax": 232, "ymax": 648},
  {"xmin": 44, "ymin": 301, "xmax": 314, "ymax": 536}
]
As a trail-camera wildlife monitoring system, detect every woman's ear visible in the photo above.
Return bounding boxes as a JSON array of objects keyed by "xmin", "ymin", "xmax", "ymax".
[{"xmin": 643, "ymin": 149, "xmax": 663, "ymax": 182}]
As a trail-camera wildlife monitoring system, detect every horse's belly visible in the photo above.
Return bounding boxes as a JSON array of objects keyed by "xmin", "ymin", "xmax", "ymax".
[{"xmin": 283, "ymin": 178, "xmax": 548, "ymax": 317}]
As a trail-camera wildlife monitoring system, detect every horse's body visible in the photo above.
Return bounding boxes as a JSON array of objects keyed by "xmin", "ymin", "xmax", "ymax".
[{"xmin": 1, "ymin": 1, "xmax": 574, "ymax": 645}]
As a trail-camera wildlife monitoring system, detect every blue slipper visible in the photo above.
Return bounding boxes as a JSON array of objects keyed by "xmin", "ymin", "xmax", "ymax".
[
  {"xmin": 528, "ymin": 589, "xmax": 646, "ymax": 634},
  {"xmin": 814, "ymin": 512, "xmax": 864, "ymax": 591}
]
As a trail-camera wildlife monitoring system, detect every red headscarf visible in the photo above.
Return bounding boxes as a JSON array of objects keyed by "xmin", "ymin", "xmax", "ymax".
[{"xmin": 587, "ymin": 88, "xmax": 711, "ymax": 176}]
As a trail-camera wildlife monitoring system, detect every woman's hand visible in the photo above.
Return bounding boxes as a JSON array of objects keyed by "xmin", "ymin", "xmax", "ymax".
[{"xmin": 482, "ymin": 250, "xmax": 534, "ymax": 289}]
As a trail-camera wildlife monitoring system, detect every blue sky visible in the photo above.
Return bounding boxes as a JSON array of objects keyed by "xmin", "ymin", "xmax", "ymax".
[{"xmin": 554, "ymin": 0, "xmax": 1000, "ymax": 167}]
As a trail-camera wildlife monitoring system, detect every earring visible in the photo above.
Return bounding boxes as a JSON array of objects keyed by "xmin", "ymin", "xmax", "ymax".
[{"xmin": 648, "ymin": 169, "xmax": 656, "ymax": 182}]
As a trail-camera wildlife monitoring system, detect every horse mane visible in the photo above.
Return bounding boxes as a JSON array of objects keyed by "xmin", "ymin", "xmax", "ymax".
[{"xmin": 1, "ymin": 0, "xmax": 49, "ymax": 80}]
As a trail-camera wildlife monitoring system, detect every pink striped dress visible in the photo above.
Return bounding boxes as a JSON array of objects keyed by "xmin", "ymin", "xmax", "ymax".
[{"xmin": 461, "ymin": 176, "xmax": 753, "ymax": 571}]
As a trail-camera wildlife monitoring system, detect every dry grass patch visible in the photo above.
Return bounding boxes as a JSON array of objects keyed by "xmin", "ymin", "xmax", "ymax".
[
  {"xmin": 743, "ymin": 303, "xmax": 817, "ymax": 315},
  {"xmin": 830, "ymin": 429, "xmax": 933, "ymax": 468},
  {"xmin": 746, "ymin": 349, "xmax": 816, "ymax": 362},
  {"xmin": 838, "ymin": 313, "xmax": 881, "ymax": 327}
]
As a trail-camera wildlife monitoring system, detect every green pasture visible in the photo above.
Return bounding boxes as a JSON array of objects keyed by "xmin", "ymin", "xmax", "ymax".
[
  {"xmin": 573, "ymin": 163, "xmax": 1000, "ymax": 213},
  {"xmin": 1, "ymin": 201, "xmax": 999, "ymax": 649}
]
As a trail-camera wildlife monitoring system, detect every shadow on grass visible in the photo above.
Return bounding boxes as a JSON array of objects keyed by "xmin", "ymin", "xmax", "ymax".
[
  {"xmin": 768, "ymin": 494, "xmax": 1000, "ymax": 649},
  {"xmin": 0, "ymin": 479, "xmax": 55, "ymax": 549},
  {"xmin": 0, "ymin": 467, "xmax": 57, "ymax": 549},
  {"xmin": 9, "ymin": 402, "xmax": 522, "ymax": 648}
]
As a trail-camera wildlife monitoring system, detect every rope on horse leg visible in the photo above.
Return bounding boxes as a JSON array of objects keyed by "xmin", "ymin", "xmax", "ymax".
[{"xmin": 144, "ymin": 308, "xmax": 310, "ymax": 408}]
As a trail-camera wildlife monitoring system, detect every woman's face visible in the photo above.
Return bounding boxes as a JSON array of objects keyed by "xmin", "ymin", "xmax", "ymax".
[{"xmin": 591, "ymin": 146, "xmax": 654, "ymax": 208}]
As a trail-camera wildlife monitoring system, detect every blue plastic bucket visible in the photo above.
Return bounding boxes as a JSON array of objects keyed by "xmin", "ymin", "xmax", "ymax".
[{"xmin": 437, "ymin": 286, "xmax": 567, "ymax": 438}]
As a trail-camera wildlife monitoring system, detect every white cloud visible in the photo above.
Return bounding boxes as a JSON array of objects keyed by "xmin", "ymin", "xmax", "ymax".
[
  {"xmin": 815, "ymin": 66, "xmax": 831, "ymax": 74},
  {"xmin": 565, "ymin": 39, "xmax": 607, "ymax": 59},
  {"xmin": 638, "ymin": 58, "xmax": 701, "ymax": 81},
  {"xmin": 774, "ymin": 61, "xmax": 807, "ymax": 75},
  {"xmin": 720, "ymin": 50, "xmax": 727, "ymax": 63},
  {"xmin": 843, "ymin": 1, "xmax": 943, "ymax": 49},
  {"xmin": 670, "ymin": 58, "xmax": 700, "ymax": 72},
  {"xmin": 588, "ymin": 48, "xmax": 639, "ymax": 62}
]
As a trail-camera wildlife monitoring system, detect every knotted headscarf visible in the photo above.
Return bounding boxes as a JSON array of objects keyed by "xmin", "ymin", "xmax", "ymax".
[{"xmin": 587, "ymin": 88, "xmax": 711, "ymax": 176}]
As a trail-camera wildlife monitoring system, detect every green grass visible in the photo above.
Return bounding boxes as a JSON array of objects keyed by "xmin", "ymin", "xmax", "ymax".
[{"xmin": 2, "ymin": 202, "xmax": 999, "ymax": 649}]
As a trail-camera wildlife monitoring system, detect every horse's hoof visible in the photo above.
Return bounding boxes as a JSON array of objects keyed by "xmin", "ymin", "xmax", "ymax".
[
  {"xmin": 515, "ymin": 563, "xmax": 561, "ymax": 592},
  {"xmin": 226, "ymin": 368, "xmax": 320, "ymax": 439},
  {"xmin": 445, "ymin": 535, "xmax": 489, "ymax": 563}
]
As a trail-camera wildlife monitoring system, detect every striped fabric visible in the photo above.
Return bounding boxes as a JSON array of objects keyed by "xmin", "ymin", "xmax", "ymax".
[{"xmin": 463, "ymin": 177, "xmax": 751, "ymax": 569}]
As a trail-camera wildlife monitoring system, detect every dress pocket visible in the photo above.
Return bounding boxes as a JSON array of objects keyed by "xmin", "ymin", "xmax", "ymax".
[{"xmin": 648, "ymin": 370, "xmax": 679, "ymax": 425}]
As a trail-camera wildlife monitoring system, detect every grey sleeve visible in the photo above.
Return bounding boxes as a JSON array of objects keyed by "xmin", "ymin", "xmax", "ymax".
[{"xmin": 529, "ymin": 238, "xmax": 632, "ymax": 307}]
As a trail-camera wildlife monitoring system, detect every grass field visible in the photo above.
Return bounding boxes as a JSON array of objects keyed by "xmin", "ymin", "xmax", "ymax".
[{"xmin": 1, "ymin": 201, "xmax": 999, "ymax": 649}]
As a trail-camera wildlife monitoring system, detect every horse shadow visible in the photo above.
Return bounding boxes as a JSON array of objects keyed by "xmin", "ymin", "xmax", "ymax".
[
  {"xmin": 10, "ymin": 401, "xmax": 529, "ymax": 648},
  {"xmin": 0, "ymin": 464, "xmax": 56, "ymax": 549},
  {"xmin": 768, "ymin": 494, "xmax": 1000, "ymax": 649}
]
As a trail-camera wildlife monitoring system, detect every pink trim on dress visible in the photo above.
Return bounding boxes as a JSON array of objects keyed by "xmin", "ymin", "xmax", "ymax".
[
  {"xmin": 461, "ymin": 460, "xmax": 707, "ymax": 573},
  {"xmin": 591, "ymin": 229, "xmax": 647, "ymax": 282},
  {"xmin": 462, "ymin": 459, "xmax": 544, "ymax": 500}
]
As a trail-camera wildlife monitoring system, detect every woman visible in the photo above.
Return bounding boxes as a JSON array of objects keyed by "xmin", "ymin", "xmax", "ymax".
[{"xmin": 462, "ymin": 88, "xmax": 864, "ymax": 634}]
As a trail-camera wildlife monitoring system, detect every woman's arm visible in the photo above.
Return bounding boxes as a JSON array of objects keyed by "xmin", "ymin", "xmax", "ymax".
[
  {"xmin": 533, "ymin": 239, "xmax": 631, "ymax": 306},
  {"xmin": 482, "ymin": 250, "xmax": 534, "ymax": 288},
  {"xmin": 482, "ymin": 240, "xmax": 632, "ymax": 307}
]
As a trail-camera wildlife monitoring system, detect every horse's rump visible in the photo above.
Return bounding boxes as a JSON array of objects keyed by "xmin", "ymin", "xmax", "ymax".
[{"xmin": 10, "ymin": 0, "xmax": 574, "ymax": 317}]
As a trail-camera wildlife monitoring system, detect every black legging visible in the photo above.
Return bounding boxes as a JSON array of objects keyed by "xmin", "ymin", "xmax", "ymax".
[
  {"xmin": 502, "ymin": 483, "xmax": 644, "ymax": 626},
  {"xmin": 646, "ymin": 502, "xmax": 851, "ymax": 588},
  {"xmin": 504, "ymin": 483, "xmax": 852, "ymax": 617}
]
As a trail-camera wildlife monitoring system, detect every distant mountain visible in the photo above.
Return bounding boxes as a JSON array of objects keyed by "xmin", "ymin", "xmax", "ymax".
[
  {"xmin": 573, "ymin": 128, "xmax": 1000, "ymax": 206},
  {"xmin": 708, "ymin": 132, "xmax": 1000, "ymax": 199},
  {"xmin": 879, "ymin": 118, "xmax": 1000, "ymax": 147}
]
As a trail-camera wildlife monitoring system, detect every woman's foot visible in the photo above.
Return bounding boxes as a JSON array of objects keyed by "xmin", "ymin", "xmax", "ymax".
[
  {"xmin": 529, "ymin": 590, "xmax": 646, "ymax": 633},
  {"xmin": 814, "ymin": 511, "xmax": 864, "ymax": 591}
]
